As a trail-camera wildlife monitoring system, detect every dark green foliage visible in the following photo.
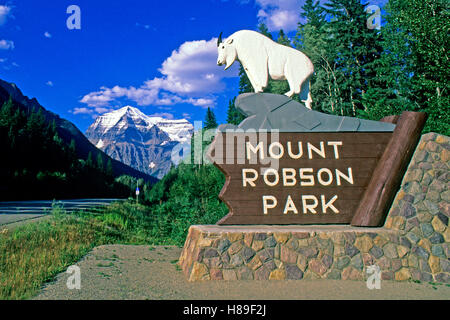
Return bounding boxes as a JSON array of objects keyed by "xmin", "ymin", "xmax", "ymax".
[
  {"xmin": 226, "ymin": 97, "xmax": 245, "ymax": 125},
  {"xmin": 362, "ymin": 0, "xmax": 449, "ymax": 135},
  {"xmin": 106, "ymin": 159, "xmax": 114, "ymax": 177},
  {"xmin": 276, "ymin": 29, "xmax": 291, "ymax": 47},
  {"xmin": 294, "ymin": 0, "xmax": 334, "ymax": 112},
  {"xmin": 294, "ymin": 0, "xmax": 448, "ymax": 134},
  {"xmin": 320, "ymin": 0, "xmax": 382, "ymax": 116},
  {"xmin": 96, "ymin": 153, "xmax": 104, "ymax": 172},
  {"xmin": 86, "ymin": 151, "xmax": 94, "ymax": 168},
  {"xmin": 0, "ymin": 98, "xmax": 132, "ymax": 200},
  {"xmin": 142, "ymin": 163, "xmax": 227, "ymax": 245},
  {"xmin": 204, "ymin": 107, "xmax": 218, "ymax": 129},
  {"xmin": 114, "ymin": 175, "xmax": 147, "ymax": 199}
]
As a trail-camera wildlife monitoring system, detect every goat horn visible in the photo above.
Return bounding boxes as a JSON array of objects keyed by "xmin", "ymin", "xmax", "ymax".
[{"xmin": 217, "ymin": 32, "xmax": 223, "ymax": 47}]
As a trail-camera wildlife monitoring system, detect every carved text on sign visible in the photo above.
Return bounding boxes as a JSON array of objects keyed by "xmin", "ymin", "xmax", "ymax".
[{"xmin": 208, "ymin": 132, "xmax": 392, "ymax": 225}]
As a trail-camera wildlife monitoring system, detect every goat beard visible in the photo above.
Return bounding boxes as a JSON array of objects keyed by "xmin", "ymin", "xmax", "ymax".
[{"xmin": 224, "ymin": 57, "xmax": 235, "ymax": 70}]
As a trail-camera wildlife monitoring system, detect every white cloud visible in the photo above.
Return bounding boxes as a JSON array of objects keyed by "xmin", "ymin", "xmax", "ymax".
[
  {"xmin": 255, "ymin": 0, "xmax": 304, "ymax": 32},
  {"xmin": 79, "ymin": 37, "xmax": 239, "ymax": 114},
  {"xmin": 0, "ymin": 39, "xmax": 14, "ymax": 50},
  {"xmin": 94, "ymin": 107, "xmax": 111, "ymax": 114},
  {"xmin": 0, "ymin": 5, "xmax": 11, "ymax": 26},
  {"xmin": 0, "ymin": 58, "xmax": 6, "ymax": 63},
  {"xmin": 71, "ymin": 107, "xmax": 93, "ymax": 115},
  {"xmin": 44, "ymin": 32, "xmax": 52, "ymax": 38},
  {"xmin": 46, "ymin": 81, "xmax": 54, "ymax": 87},
  {"xmin": 182, "ymin": 112, "xmax": 191, "ymax": 119},
  {"xmin": 149, "ymin": 112, "xmax": 175, "ymax": 119}
]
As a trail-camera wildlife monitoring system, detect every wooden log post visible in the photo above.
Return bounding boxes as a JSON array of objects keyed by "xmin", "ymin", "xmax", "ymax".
[
  {"xmin": 380, "ymin": 115, "xmax": 400, "ymax": 124},
  {"xmin": 351, "ymin": 111, "xmax": 427, "ymax": 227}
]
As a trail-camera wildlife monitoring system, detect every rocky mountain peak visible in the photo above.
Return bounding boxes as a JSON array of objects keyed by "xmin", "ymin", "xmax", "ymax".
[{"xmin": 85, "ymin": 106, "xmax": 193, "ymax": 179}]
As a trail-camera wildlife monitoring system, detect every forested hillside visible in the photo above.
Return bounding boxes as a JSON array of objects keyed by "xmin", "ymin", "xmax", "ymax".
[{"xmin": 0, "ymin": 98, "xmax": 134, "ymax": 200}]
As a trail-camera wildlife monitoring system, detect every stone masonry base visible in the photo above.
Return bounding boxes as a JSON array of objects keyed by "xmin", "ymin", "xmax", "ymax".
[{"xmin": 178, "ymin": 133, "xmax": 449, "ymax": 282}]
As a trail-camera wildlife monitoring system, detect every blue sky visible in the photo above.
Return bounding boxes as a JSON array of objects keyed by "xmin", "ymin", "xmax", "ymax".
[{"xmin": 0, "ymin": 0, "xmax": 388, "ymax": 132}]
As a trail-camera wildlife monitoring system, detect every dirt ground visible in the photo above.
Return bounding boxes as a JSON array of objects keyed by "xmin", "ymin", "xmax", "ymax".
[{"xmin": 34, "ymin": 245, "xmax": 450, "ymax": 300}]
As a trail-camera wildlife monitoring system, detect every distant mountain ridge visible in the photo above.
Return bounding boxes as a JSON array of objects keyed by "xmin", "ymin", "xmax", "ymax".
[
  {"xmin": 0, "ymin": 78, "xmax": 157, "ymax": 183},
  {"xmin": 86, "ymin": 106, "xmax": 193, "ymax": 179}
]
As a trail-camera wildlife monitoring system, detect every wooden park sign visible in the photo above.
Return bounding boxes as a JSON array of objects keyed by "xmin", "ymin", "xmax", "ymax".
[{"xmin": 207, "ymin": 93, "xmax": 426, "ymax": 227}]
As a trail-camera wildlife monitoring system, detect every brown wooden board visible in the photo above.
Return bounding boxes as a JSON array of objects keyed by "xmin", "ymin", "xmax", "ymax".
[{"xmin": 209, "ymin": 132, "xmax": 392, "ymax": 225}]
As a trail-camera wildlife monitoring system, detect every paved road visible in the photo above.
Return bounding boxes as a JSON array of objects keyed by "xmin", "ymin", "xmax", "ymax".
[{"xmin": 0, "ymin": 199, "xmax": 124, "ymax": 227}]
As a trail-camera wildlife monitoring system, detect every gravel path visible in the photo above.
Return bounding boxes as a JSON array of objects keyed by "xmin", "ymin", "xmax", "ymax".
[{"xmin": 34, "ymin": 245, "xmax": 450, "ymax": 300}]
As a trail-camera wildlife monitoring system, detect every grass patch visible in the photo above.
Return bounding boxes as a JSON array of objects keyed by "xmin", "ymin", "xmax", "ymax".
[
  {"xmin": 0, "ymin": 201, "xmax": 156, "ymax": 300},
  {"xmin": 98, "ymin": 272, "xmax": 111, "ymax": 279},
  {"xmin": 0, "ymin": 214, "xmax": 100, "ymax": 300},
  {"xmin": 0, "ymin": 193, "xmax": 225, "ymax": 300},
  {"xmin": 96, "ymin": 262, "xmax": 114, "ymax": 268}
]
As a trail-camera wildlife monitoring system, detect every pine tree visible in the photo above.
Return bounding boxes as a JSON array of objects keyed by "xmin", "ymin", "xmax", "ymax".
[
  {"xmin": 106, "ymin": 159, "xmax": 114, "ymax": 177},
  {"xmin": 322, "ymin": 0, "xmax": 383, "ymax": 116},
  {"xmin": 258, "ymin": 23, "xmax": 272, "ymax": 39},
  {"xmin": 226, "ymin": 97, "xmax": 245, "ymax": 125},
  {"xmin": 204, "ymin": 107, "xmax": 218, "ymax": 129},
  {"xmin": 0, "ymin": 97, "xmax": 14, "ymax": 127},
  {"xmin": 86, "ymin": 151, "xmax": 94, "ymax": 168},
  {"xmin": 96, "ymin": 153, "xmax": 104, "ymax": 172},
  {"xmin": 294, "ymin": 0, "xmax": 331, "ymax": 111},
  {"xmin": 367, "ymin": 0, "xmax": 449, "ymax": 134},
  {"xmin": 276, "ymin": 29, "xmax": 291, "ymax": 47},
  {"xmin": 69, "ymin": 139, "xmax": 76, "ymax": 158}
]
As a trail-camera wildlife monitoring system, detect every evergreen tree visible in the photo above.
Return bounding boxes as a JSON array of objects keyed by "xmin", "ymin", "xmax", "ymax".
[
  {"xmin": 106, "ymin": 159, "xmax": 114, "ymax": 177},
  {"xmin": 0, "ymin": 95, "xmax": 136, "ymax": 200},
  {"xmin": 204, "ymin": 107, "xmax": 218, "ymax": 129},
  {"xmin": 322, "ymin": 0, "xmax": 383, "ymax": 116},
  {"xmin": 96, "ymin": 153, "xmax": 104, "ymax": 172},
  {"xmin": 68, "ymin": 139, "xmax": 77, "ymax": 161},
  {"xmin": 226, "ymin": 97, "xmax": 245, "ymax": 125},
  {"xmin": 276, "ymin": 29, "xmax": 291, "ymax": 47},
  {"xmin": 258, "ymin": 22, "xmax": 273, "ymax": 39},
  {"xmin": 86, "ymin": 151, "xmax": 94, "ymax": 168},
  {"xmin": 365, "ymin": 0, "xmax": 449, "ymax": 134},
  {"xmin": 294, "ymin": 0, "xmax": 332, "ymax": 111}
]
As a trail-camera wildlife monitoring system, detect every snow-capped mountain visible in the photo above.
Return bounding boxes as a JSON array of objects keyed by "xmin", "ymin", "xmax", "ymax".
[{"xmin": 85, "ymin": 106, "xmax": 193, "ymax": 179}]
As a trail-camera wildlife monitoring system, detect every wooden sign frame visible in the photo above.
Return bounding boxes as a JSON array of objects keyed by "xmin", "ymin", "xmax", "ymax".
[{"xmin": 208, "ymin": 111, "xmax": 426, "ymax": 227}]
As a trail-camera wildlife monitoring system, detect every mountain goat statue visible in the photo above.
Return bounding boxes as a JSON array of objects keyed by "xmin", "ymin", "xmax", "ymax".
[{"xmin": 217, "ymin": 30, "xmax": 314, "ymax": 109}]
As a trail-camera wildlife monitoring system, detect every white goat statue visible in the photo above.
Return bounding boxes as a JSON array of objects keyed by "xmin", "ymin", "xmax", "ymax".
[{"xmin": 217, "ymin": 30, "xmax": 314, "ymax": 109}]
